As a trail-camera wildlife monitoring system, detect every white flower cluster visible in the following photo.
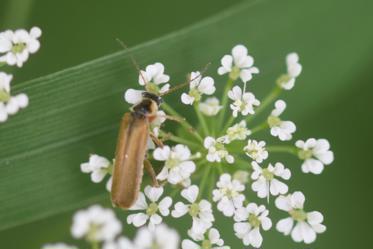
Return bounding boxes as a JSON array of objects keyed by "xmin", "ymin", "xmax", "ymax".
[
  {"xmin": 44, "ymin": 205, "xmax": 180, "ymax": 249},
  {"xmin": 0, "ymin": 26, "xmax": 42, "ymax": 124},
  {"xmin": 76, "ymin": 44, "xmax": 334, "ymax": 249}
]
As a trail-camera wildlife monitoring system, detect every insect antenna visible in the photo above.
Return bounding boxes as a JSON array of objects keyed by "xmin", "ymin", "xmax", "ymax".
[
  {"xmin": 160, "ymin": 62, "xmax": 211, "ymax": 96},
  {"xmin": 115, "ymin": 38, "xmax": 148, "ymax": 86}
]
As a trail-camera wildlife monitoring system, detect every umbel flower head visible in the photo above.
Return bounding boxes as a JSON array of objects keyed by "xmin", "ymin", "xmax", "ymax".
[
  {"xmin": 0, "ymin": 26, "xmax": 42, "ymax": 67},
  {"xmin": 71, "ymin": 205, "xmax": 122, "ymax": 242},
  {"xmin": 275, "ymin": 191, "xmax": 326, "ymax": 244},
  {"xmin": 77, "ymin": 44, "xmax": 334, "ymax": 249},
  {"xmin": 296, "ymin": 138, "xmax": 334, "ymax": 174},
  {"xmin": 218, "ymin": 44, "xmax": 259, "ymax": 83},
  {"xmin": 0, "ymin": 72, "xmax": 29, "ymax": 123},
  {"xmin": 127, "ymin": 186, "xmax": 172, "ymax": 230}
]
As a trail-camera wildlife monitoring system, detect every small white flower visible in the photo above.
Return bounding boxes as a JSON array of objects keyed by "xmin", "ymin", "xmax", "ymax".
[
  {"xmin": 103, "ymin": 237, "xmax": 135, "ymax": 249},
  {"xmin": 218, "ymin": 44, "xmax": 259, "ymax": 83},
  {"xmin": 244, "ymin": 139, "xmax": 268, "ymax": 163},
  {"xmin": 213, "ymin": 174, "xmax": 245, "ymax": 217},
  {"xmin": 172, "ymin": 185, "xmax": 214, "ymax": 234},
  {"xmin": 204, "ymin": 136, "xmax": 234, "ymax": 164},
  {"xmin": 220, "ymin": 120, "xmax": 251, "ymax": 143},
  {"xmin": 181, "ymin": 71, "xmax": 215, "ymax": 105},
  {"xmin": 278, "ymin": 53, "xmax": 302, "ymax": 90},
  {"xmin": 233, "ymin": 170, "xmax": 250, "ymax": 185},
  {"xmin": 139, "ymin": 62, "xmax": 170, "ymax": 94},
  {"xmin": 127, "ymin": 186, "xmax": 172, "ymax": 230},
  {"xmin": 0, "ymin": 27, "xmax": 42, "ymax": 67},
  {"xmin": 71, "ymin": 205, "xmax": 122, "ymax": 242},
  {"xmin": 296, "ymin": 138, "xmax": 334, "ymax": 174},
  {"xmin": 0, "ymin": 72, "xmax": 29, "ymax": 123},
  {"xmin": 154, "ymin": 144, "xmax": 196, "ymax": 185},
  {"xmin": 182, "ymin": 228, "xmax": 230, "ymax": 249},
  {"xmin": 233, "ymin": 203, "xmax": 272, "ymax": 248},
  {"xmin": 42, "ymin": 243, "xmax": 77, "ymax": 249},
  {"xmin": 133, "ymin": 223, "xmax": 180, "ymax": 249},
  {"xmin": 275, "ymin": 191, "xmax": 326, "ymax": 244},
  {"xmin": 199, "ymin": 97, "xmax": 222, "ymax": 116},
  {"xmin": 0, "ymin": 72, "xmax": 12, "ymax": 95},
  {"xmin": 80, "ymin": 154, "xmax": 112, "ymax": 183},
  {"xmin": 251, "ymin": 162, "xmax": 291, "ymax": 199},
  {"xmin": 268, "ymin": 100, "xmax": 296, "ymax": 141},
  {"xmin": 228, "ymin": 86, "xmax": 259, "ymax": 117}
]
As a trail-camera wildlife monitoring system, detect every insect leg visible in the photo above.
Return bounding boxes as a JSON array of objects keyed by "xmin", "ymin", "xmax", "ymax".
[
  {"xmin": 150, "ymin": 132, "xmax": 164, "ymax": 148},
  {"xmin": 144, "ymin": 159, "xmax": 159, "ymax": 187}
]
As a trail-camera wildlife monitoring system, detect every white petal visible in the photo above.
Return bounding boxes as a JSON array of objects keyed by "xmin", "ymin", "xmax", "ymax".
[
  {"xmin": 158, "ymin": 197, "xmax": 172, "ymax": 216},
  {"xmin": 181, "ymin": 185, "xmax": 199, "ymax": 203},
  {"xmin": 198, "ymin": 77, "xmax": 215, "ymax": 95},
  {"xmin": 171, "ymin": 202, "xmax": 189, "ymax": 217},
  {"xmin": 144, "ymin": 186, "xmax": 164, "ymax": 202},
  {"xmin": 124, "ymin": 89, "xmax": 143, "ymax": 104},
  {"xmin": 181, "ymin": 93, "xmax": 195, "ymax": 105},
  {"xmin": 276, "ymin": 217, "xmax": 294, "ymax": 235},
  {"xmin": 127, "ymin": 213, "xmax": 148, "ymax": 227}
]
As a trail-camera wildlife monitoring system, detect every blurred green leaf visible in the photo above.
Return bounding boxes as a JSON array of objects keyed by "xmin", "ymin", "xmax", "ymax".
[{"xmin": 0, "ymin": 0, "xmax": 372, "ymax": 241}]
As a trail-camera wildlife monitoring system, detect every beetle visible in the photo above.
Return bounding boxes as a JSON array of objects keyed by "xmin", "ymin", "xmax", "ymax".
[{"xmin": 111, "ymin": 91, "xmax": 164, "ymax": 209}]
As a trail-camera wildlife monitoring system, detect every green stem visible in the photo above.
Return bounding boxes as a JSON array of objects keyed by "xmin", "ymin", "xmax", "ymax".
[
  {"xmin": 167, "ymin": 134, "xmax": 200, "ymax": 149},
  {"xmin": 251, "ymin": 122, "xmax": 269, "ymax": 135},
  {"xmin": 90, "ymin": 241, "xmax": 99, "ymax": 249},
  {"xmin": 217, "ymin": 78, "xmax": 234, "ymax": 129},
  {"xmin": 247, "ymin": 85, "xmax": 282, "ymax": 123},
  {"xmin": 162, "ymin": 103, "xmax": 203, "ymax": 142},
  {"xmin": 194, "ymin": 103, "xmax": 209, "ymax": 136},
  {"xmin": 208, "ymin": 169, "xmax": 216, "ymax": 202},
  {"xmin": 221, "ymin": 115, "xmax": 236, "ymax": 134},
  {"xmin": 267, "ymin": 145, "xmax": 298, "ymax": 155},
  {"xmin": 198, "ymin": 164, "xmax": 212, "ymax": 199}
]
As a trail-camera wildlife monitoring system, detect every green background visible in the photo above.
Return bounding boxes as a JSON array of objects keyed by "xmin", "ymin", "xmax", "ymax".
[{"xmin": 0, "ymin": 0, "xmax": 372, "ymax": 248}]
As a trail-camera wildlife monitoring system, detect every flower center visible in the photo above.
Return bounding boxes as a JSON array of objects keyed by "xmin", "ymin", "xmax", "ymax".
[
  {"xmin": 227, "ymin": 127, "xmax": 248, "ymax": 140},
  {"xmin": 201, "ymin": 239, "xmax": 212, "ymax": 249},
  {"xmin": 229, "ymin": 66, "xmax": 241, "ymax": 80},
  {"xmin": 165, "ymin": 157, "xmax": 181, "ymax": 169},
  {"xmin": 0, "ymin": 90, "xmax": 10, "ymax": 102},
  {"xmin": 215, "ymin": 142, "xmax": 225, "ymax": 151},
  {"xmin": 267, "ymin": 115, "xmax": 282, "ymax": 127},
  {"xmin": 245, "ymin": 148, "xmax": 259, "ymax": 158},
  {"xmin": 289, "ymin": 209, "xmax": 307, "ymax": 221},
  {"xmin": 145, "ymin": 82, "xmax": 160, "ymax": 94},
  {"xmin": 248, "ymin": 213, "xmax": 261, "ymax": 228},
  {"xmin": 262, "ymin": 168, "xmax": 274, "ymax": 181},
  {"xmin": 150, "ymin": 243, "xmax": 160, "ymax": 249},
  {"xmin": 189, "ymin": 88, "xmax": 201, "ymax": 102},
  {"xmin": 298, "ymin": 149, "xmax": 313, "ymax": 160},
  {"xmin": 86, "ymin": 223, "xmax": 102, "ymax": 242},
  {"xmin": 189, "ymin": 203, "xmax": 200, "ymax": 217},
  {"xmin": 11, "ymin": 42, "xmax": 27, "ymax": 54},
  {"xmin": 276, "ymin": 74, "xmax": 292, "ymax": 86},
  {"xmin": 222, "ymin": 188, "xmax": 237, "ymax": 198},
  {"xmin": 146, "ymin": 203, "xmax": 159, "ymax": 216}
]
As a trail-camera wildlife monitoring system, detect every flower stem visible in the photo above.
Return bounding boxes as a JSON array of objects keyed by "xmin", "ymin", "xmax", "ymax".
[
  {"xmin": 167, "ymin": 134, "xmax": 200, "ymax": 149},
  {"xmin": 194, "ymin": 103, "xmax": 209, "ymax": 136},
  {"xmin": 217, "ymin": 78, "xmax": 234, "ymax": 129},
  {"xmin": 198, "ymin": 164, "xmax": 212, "ymax": 199},
  {"xmin": 162, "ymin": 103, "xmax": 203, "ymax": 142},
  {"xmin": 251, "ymin": 122, "xmax": 269, "ymax": 135},
  {"xmin": 90, "ymin": 241, "xmax": 99, "ymax": 249},
  {"xmin": 208, "ymin": 169, "xmax": 216, "ymax": 202},
  {"xmin": 221, "ymin": 115, "xmax": 235, "ymax": 134},
  {"xmin": 247, "ymin": 85, "xmax": 282, "ymax": 123},
  {"xmin": 267, "ymin": 145, "xmax": 298, "ymax": 155}
]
